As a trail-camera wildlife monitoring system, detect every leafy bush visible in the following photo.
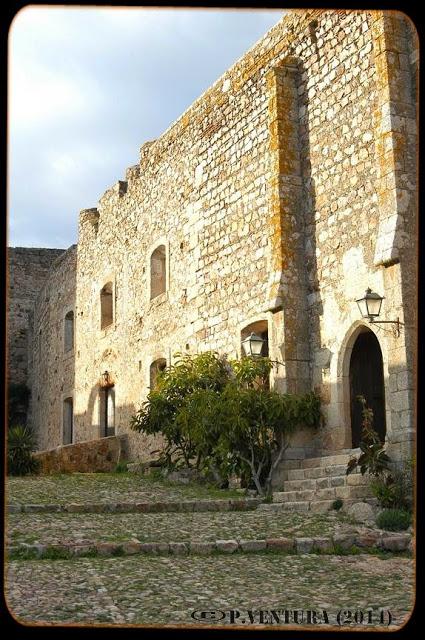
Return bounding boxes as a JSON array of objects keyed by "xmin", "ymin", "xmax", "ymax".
[
  {"xmin": 114, "ymin": 460, "xmax": 129, "ymax": 473},
  {"xmin": 371, "ymin": 460, "xmax": 413, "ymax": 512},
  {"xmin": 7, "ymin": 425, "xmax": 41, "ymax": 476},
  {"xmin": 131, "ymin": 352, "xmax": 322, "ymax": 497},
  {"xmin": 346, "ymin": 396, "xmax": 391, "ymax": 477},
  {"xmin": 376, "ymin": 508, "xmax": 412, "ymax": 531}
]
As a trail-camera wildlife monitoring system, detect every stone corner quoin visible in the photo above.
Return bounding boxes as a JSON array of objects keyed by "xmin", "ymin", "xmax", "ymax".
[{"xmin": 7, "ymin": 9, "xmax": 417, "ymax": 484}]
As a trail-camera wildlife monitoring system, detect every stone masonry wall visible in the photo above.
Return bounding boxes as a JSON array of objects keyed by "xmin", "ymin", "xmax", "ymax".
[
  {"xmin": 29, "ymin": 9, "xmax": 417, "ymax": 466},
  {"xmin": 7, "ymin": 247, "xmax": 65, "ymax": 389},
  {"xmin": 29, "ymin": 246, "xmax": 77, "ymax": 450}
]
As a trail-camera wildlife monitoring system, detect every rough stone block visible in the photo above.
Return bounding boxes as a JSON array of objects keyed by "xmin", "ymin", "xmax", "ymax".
[
  {"xmin": 312, "ymin": 537, "xmax": 333, "ymax": 552},
  {"xmin": 266, "ymin": 538, "xmax": 295, "ymax": 552},
  {"xmin": 380, "ymin": 534, "xmax": 411, "ymax": 552},
  {"xmin": 309, "ymin": 500, "xmax": 334, "ymax": 513},
  {"xmin": 168, "ymin": 542, "xmax": 189, "ymax": 555},
  {"xmin": 97, "ymin": 543, "xmax": 119, "ymax": 557},
  {"xmin": 122, "ymin": 541, "xmax": 142, "ymax": 555},
  {"xmin": 346, "ymin": 501, "xmax": 376, "ymax": 523},
  {"xmin": 65, "ymin": 504, "xmax": 86, "ymax": 513},
  {"xmin": 239, "ymin": 539, "xmax": 267, "ymax": 552},
  {"xmin": 332, "ymin": 534, "xmax": 357, "ymax": 550},
  {"xmin": 190, "ymin": 542, "xmax": 215, "ymax": 555},
  {"xmin": 287, "ymin": 469, "xmax": 305, "ymax": 481},
  {"xmin": 296, "ymin": 537, "xmax": 314, "ymax": 554},
  {"xmin": 355, "ymin": 531, "xmax": 382, "ymax": 548},
  {"xmin": 216, "ymin": 540, "xmax": 238, "ymax": 553}
]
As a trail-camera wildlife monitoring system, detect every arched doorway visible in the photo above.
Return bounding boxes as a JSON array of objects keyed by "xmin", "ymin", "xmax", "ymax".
[{"xmin": 349, "ymin": 329, "xmax": 386, "ymax": 447}]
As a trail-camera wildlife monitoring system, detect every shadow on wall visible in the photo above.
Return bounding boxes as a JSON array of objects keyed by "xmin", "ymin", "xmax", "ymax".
[{"xmin": 72, "ymin": 381, "xmax": 162, "ymax": 463}]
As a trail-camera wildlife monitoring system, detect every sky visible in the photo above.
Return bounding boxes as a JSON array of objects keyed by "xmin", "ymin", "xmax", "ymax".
[{"xmin": 8, "ymin": 6, "xmax": 283, "ymax": 249}]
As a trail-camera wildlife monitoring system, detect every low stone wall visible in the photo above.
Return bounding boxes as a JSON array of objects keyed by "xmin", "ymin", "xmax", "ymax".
[
  {"xmin": 34, "ymin": 435, "xmax": 128, "ymax": 474},
  {"xmin": 8, "ymin": 531, "xmax": 413, "ymax": 560}
]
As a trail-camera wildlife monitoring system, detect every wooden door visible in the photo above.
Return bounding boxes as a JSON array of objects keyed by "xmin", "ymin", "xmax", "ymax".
[{"xmin": 349, "ymin": 331, "xmax": 386, "ymax": 447}]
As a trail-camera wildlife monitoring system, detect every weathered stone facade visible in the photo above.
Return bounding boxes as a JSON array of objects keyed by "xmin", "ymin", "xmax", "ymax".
[
  {"xmin": 28, "ymin": 246, "xmax": 77, "ymax": 449},
  {"xmin": 7, "ymin": 247, "xmax": 65, "ymax": 388},
  {"xmin": 9, "ymin": 10, "xmax": 417, "ymax": 471}
]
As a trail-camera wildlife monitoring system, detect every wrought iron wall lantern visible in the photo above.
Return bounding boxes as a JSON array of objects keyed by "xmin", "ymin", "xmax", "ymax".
[
  {"xmin": 241, "ymin": 332, "xmax": 265, "ymax": 357},
  {"xmin": 100, "ymin": 370, "xmax": 114, "ymax": 388},
  {"xmin": 241, "ymin": 332, "xmax": 285, "ymax": 368},
  {"xmin": 355, "ymin": 288, "xmax": 403, "ymax": 337}
]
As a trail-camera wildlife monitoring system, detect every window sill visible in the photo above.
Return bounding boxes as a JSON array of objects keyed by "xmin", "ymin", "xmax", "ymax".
[
  {"xmin": 100, "ymin": 323, "xmax": 115, "ymax": 337},
  {"xmin": 149, "ymin": 292, "xmax": 168, "ymax": 308}
]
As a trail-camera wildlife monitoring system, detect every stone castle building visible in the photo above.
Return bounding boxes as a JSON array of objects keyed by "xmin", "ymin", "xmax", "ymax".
[{"xmin": 8, "ymin": 9, "xmax": 417, "ymax": 480}]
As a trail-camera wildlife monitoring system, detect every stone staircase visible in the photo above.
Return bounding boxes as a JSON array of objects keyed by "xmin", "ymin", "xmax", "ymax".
[{"xmin": 272, "ymin": 449, "xmax": 376, "ymax": 513}]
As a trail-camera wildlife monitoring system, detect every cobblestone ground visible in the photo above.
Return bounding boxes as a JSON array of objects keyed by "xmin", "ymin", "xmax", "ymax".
[
  {"xmin": 6, "ymin": 474, "xmax": 415, "ymax": 629},
  {"xmin": 6, "ymin": 510, "xmax": 355, "ymax": 546},
  {"xmin": 6, "ymin": 554, "xmax": 414, "ymax": 628},
  {"xmin": 6, "ymin": 473, "xmax": 241, "ymax": 505}
]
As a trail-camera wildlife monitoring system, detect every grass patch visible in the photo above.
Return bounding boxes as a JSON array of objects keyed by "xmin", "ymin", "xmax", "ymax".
[
  {"xmin": 7, "ymin": 547, "xmax": 40, "ymax": 561},
  {"xmin": 111, "ymin": 545, "xmax": 125, "ymax": 557}
]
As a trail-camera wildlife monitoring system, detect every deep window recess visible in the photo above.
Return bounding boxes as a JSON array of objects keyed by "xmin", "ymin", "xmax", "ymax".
[
  {"xmin": 100, "ymin": 386, "xmax": 115, "ymax": 437},
  {"xmin": 63, "ymin": 397, "xmax": 73, "ymax": 445},
  {"xmin": 150, "ymin": 246, "xmax": 166, "ymax": 299},
  {"xmin": 100, "ymin": 282, "xmax": 113, "ymax": 329},
  {"xmin": 149, "ymin": 358, "xmax": 167, "ymax": 390},
  {"xmin": 64, "ymin": 310, "xmax": 74, "ymax": 352}
]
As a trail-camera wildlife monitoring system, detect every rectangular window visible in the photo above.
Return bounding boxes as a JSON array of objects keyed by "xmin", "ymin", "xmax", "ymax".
[
  {"xmin": 63, "ymin": 397, "xmax": 73, "ymax": 445},
  {"xmin": 100, "ymin": 386, "xmax": 115, "ymax": 437}
]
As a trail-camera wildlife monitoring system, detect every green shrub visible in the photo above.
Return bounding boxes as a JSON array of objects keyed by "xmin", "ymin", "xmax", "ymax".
[
  {"xmin": 376, "ymin": 508, "xmax": 412, "ymax": 531},
  {"xmin": 7, "ymin": 425, "xmax": 41, "ymax": 476},
  {"xmin": 331, "ymin": 498, "xmax": 343, "ymax": 511},
  {"xmin": 114, "ymin": 460, "xmax": 128, "ymax": 473},
  {"xmin": 371, "ymin": 460, "xmax": 413, "ymax": 512},
  {"xmin": 131, "ymin": 351, "xmax": 322, "ymax": 497}
]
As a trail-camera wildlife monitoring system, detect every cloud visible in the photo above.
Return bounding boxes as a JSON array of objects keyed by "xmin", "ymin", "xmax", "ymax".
[{"xmin": 8, "ymin": 6, "xmax": 282, "ymax": 248}]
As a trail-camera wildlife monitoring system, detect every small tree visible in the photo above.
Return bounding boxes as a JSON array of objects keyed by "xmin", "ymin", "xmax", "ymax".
[
  {"xmin": 130, "ymin": 352, "xmax": 230, "ymax": 469},
  {"xmin": 131, "ymin": 352, "xmax": 322, "ymax": 495}
]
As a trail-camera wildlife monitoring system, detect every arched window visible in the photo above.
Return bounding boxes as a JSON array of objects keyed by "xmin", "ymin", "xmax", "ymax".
[
  {"xmin": 150, "ymin": 245, "xmax": 166, "ymax": 299},
  {"xmin": 100, "ymin": 282, "xmax": 113, "ymax": 329},
  {"xmin": 150, "ymin": 358, "xmax": 167, "ymax": 389},
  {"xmin": 64, "ymin": 310, "xmax": 74, "ymax": 352}
]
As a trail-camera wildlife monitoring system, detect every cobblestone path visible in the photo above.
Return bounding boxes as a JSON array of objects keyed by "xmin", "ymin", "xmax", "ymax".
[
  {"xmin": 7, "ymin": 473, "xmax": 242, "ymax": 505},
  {"xmin": 5, "ymin": 474, "xmax": 415, "ymax": 629},
  {"xmin": 7, "ymin": 510, "xmax": 355, "ymax": 546},
  {"xmin": 6, "ymin": 554, "xmax": 414, "ymax": 628}
]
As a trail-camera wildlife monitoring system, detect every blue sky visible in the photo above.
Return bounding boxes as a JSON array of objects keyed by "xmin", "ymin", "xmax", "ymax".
[{"xmin": 8, "ymin": 6, "xmax": 283, "ymax": 248}]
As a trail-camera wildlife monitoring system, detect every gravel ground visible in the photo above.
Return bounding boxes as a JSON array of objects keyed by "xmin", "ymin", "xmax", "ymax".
[
  {"xmin": 6, "ymin": 473, "xmax": 241, "ymax": 505},
  {"xmin": 6, "ymin": 554, "xmax": 414, "ymax": 628},
  {"xmin": 6, "ymin": 510, "xmax": 356, "ymax": 546}
]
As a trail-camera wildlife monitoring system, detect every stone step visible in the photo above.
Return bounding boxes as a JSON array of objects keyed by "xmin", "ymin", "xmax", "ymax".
[
  {"xmin": 289, "ymin": 464, "xmax": 363, "ymax": 481},
  {"xmin": 283, "ymin": 478, "xmax": 317, "ymax": 491},
  {"xmin": 285, "ymin": 473, "xmax": 370, "ymax": 492},
  {"xmin": 274, "ymin": 482, "xmax": 373, "ymax": 504},
  {"xmin": 301, "ymin": 453, "xmax": 355, "ymax": 468},
  {"xmin": 267, "ymin": 501, "xmax": 311, "ymax": 512}
]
